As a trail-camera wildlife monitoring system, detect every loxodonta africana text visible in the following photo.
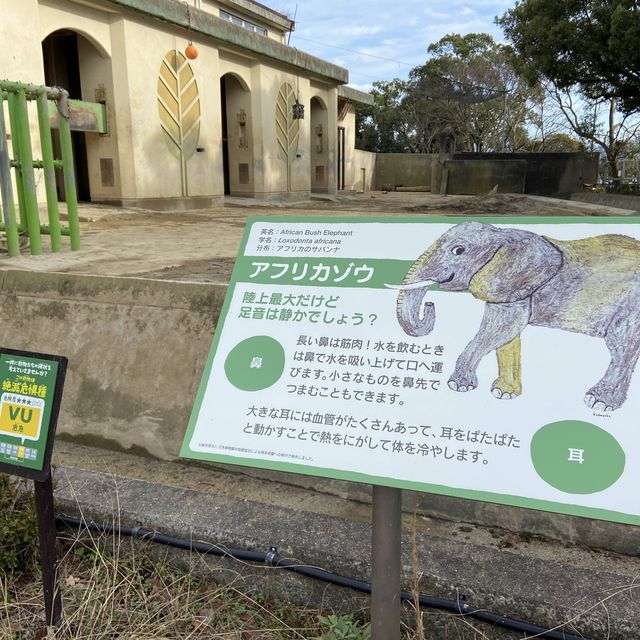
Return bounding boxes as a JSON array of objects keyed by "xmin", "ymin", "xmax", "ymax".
[{"xmin": 396, "ymin": 221, "xmax": 640, "ymax": 412}]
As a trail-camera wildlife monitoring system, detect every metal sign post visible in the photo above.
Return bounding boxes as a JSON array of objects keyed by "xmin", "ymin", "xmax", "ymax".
[
  {"xmin": 34, "ymin": 476, "xmax": 63, "ymax": 626},
  {"xmin": 371, "ymin": 485, "xmax": 402, "ymax": 640},
  {"xmin": 0, "ymin": 348, "xmax": 67, "ymax": 630},
  {"xmin": 180, "ymin": 215, "xmax": 640, "ymax": 637}
]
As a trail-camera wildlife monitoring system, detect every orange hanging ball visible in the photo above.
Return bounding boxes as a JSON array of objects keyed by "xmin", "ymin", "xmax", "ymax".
[{"xmin": 185, "ymin": 43, "xmax": 198, "ymax": 60}]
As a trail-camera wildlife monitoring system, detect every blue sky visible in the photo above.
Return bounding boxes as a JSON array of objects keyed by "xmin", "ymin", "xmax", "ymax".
[{"xmin": 280, "ymin": 0, "xmax": 514, "ymax": 91}]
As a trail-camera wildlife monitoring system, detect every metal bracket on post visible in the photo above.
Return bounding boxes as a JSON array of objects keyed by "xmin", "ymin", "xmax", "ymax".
[
  {"xmin": 56, "ymin": 89, "xmax": 80, "ymax": 250},
  {"xmin": 371, "ymin": 485, "xmax": 402, "ymax": 640}
]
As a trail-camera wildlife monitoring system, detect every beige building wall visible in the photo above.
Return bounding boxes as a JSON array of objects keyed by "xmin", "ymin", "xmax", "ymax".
[
  {"xmin": 2, "ymin": 1, "xmax": 44, "ymax": 84},
  {"xmin": 340, "ymin": 104, "xmax": 358, "ymax": 192},
  {"xmin": 310, "ymin": 96, "xmax": 329, "ymax": 192},
  {"xmin": 1, "ymin": 0, "xmax": 370, "ymax": 208},
  {"xmin": 353, "ymin": 149, "xmax": 377, "ymax": 192},
  {"xmin": 309, "ymin": 83, "xmax": 337, "ymax": 194},
  {"xmin": 255, "ymin": 65, "xmax": 312, "ymax": 197},
  {"xmin": 325, "ymin": 87, "xmax": 339, "ymax": 191},
  {"xmin": 220, "ymin": 53, "xmax": 255, "ymax": 196}
]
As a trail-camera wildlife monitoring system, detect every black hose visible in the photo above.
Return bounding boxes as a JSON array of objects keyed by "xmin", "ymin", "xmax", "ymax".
[{"xmin": 56, "ymin": 515, "xmax": 586, "ymax": 640}]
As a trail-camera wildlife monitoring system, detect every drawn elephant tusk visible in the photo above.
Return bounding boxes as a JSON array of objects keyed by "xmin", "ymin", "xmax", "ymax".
[{"xmin": 385, "ymin": 280, "xmax": 435, "ymax": 321}]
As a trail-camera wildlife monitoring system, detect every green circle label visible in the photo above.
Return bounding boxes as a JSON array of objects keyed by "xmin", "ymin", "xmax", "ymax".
[
  {"xmin": 224, "ymin": 336, "xmax": 285, "ymax": 392},
  {"xmin": 530, "ymin": 420, "xmax": 625, "ymax": 494}
]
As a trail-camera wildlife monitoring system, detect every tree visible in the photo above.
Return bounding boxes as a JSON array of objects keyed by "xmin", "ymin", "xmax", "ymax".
[
  {"xmin": 497, "ymin": 0, "xmax": 640, "ymax": 114},
  {"xmin": 356, "ymin": 80, "xmax": 409, "ymax": 153},
  {"xmin": 547, "ymin": 88, "xmax": 640, "ymax": 178},
  {"xmin": 523, "ymin": 132, "xmax": 586, "ymax": 153},
  {"xmin": 409, "ymin": 33, "xmax": 536, "ymax": 152},
  {"xmin": 356, "ymin": 33, "xmax": 541, "ymax": 155}
]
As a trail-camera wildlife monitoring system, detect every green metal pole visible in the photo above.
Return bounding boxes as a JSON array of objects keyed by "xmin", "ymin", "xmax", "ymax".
[
  {"xmin": 8, "ymin": 92, "xmax": 26, "ymax": 229},
  {"xmin": 0, "ymin": 94, "xmax": 20, "ymax": 255},
  {"xmin": 57, "ymin": 93, "xmax": 79, "ymax": 251},
  {"xmin": 14, "ymin": 89, "xmax": 41, "ymax": 255},
  {"xmin": 36, "ymin": 92, "xmax": 61, "ymax": 252}
]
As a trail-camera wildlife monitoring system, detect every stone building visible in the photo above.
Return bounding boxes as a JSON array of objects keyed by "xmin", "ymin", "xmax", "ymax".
[{"xmin": 1, "ymin": 0, "xmax": 372, "ymax": 208}]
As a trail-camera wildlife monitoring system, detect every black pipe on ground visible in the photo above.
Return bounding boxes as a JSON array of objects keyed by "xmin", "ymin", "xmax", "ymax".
[{"xmin": 56, "ymin": 514, "xmax": 586, "ymax": 640}]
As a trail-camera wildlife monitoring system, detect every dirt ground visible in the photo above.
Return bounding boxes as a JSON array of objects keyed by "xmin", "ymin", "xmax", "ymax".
[{"xmin": 1, "ymin": 191, "xmax": 636, "ymax": 281}]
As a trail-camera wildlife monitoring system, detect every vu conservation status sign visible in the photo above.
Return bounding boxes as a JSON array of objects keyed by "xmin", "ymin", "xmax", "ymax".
[
  {"xmin": 181, "ymin": 216, "xmax": 640, "ymax": 526},
  {"xmin": 0, "ymin": 348, "xmax": 67, "ymax": 480}
]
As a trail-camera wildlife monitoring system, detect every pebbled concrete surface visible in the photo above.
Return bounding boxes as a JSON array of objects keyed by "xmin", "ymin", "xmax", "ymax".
[{"xmin": 52, "ymin": 442, "xmax": 640, "ymax": 639}]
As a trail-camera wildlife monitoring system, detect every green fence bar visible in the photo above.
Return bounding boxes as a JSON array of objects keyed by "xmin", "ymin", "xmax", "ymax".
[
  {"xmin": 0, "ymin": 79, "xmax": 81, "ymax": 255},
  {"xmin": 7, "ymin": 92, "xmax": 27, "ymax": 231},
  {"xmin": 13, "ymin": 89, "xmax": 41, "ymax": 255},
  {"xmin": 36, "ymin": 92, "xmax": 61, "ymax": 252},
  {"xmin": 57, "ymin": 93, "xmax": 80, "ymax": 251},
  {"xmin": 0, "ymin": 94, "xmax": 20, "ymax": 256}
]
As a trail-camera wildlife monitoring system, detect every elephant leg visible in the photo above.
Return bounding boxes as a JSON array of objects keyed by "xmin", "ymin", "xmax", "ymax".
[
  {"xmin": 449, "ymin": 300, "xmax": 530, "ymax": 394},
  {"xmin": 492, "ymin": 336, "xmax": 522, "ymax": 399},
  {"xmin": 585, "ymin": 309, "xmax": 640, "ymax": 412}
]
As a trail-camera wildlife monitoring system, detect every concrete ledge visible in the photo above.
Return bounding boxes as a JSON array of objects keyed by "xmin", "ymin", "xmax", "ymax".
[
  {"xmin": 110, "ymin": 0, "xmax": 349, "ymax": 83},
  {"xmin": 119, "ymin": 196, "xmax": 225, "ymax": 211},
  {"xmin": 338, "ymin": 85, "xmax": 374, "ymax": 106},
  {"xmin": 53, "ymin": 460, "xmax": 640, "ymax": 639},
  {"xmin": 1, "ymin": 269, "xmax": 639, "ymax": 558},
  {"xmin": 0, "ymin": 270, "xmax": 226, "ymax": 460},
  {"xmin": 569, "ymin": 192, "xmax": 640, "ymax": 213}
]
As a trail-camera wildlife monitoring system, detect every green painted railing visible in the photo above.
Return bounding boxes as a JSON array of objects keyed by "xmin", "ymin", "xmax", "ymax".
[{"xmin": 0, "ymin": 80, "xmax": 80, "ymax": 256}]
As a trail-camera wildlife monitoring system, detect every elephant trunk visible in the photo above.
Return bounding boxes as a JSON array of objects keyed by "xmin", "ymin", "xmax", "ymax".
[{"xmin": 397, "ymin": 282, "xmax": 435, "ymax": 337}]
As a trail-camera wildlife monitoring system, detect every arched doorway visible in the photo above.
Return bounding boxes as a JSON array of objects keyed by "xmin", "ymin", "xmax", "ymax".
[
  {"xmin": 220, "ymin": 73, "xmax": 252, "ymax": 195},
  {"xmin": 310, "ymin": 97, "xmax": 329, "ymax": 192},
  {"xmin": 42, "ymin": 30, "xmax": 92, "ymax": 201}
]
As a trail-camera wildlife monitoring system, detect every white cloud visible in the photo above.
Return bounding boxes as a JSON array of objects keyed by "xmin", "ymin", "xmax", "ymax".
[
  {"xmin": 286, "ymin": 0, "xmax": 508, "ymax": 90},
  {"xmin": 333, "ymin": 25, "xmax": 383, "ymax": 37}
]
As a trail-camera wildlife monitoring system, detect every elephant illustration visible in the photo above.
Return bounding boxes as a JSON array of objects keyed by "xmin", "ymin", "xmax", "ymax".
[{"xmin": 395, "ymin": 221, "xmax": 640, "ymax": 412}]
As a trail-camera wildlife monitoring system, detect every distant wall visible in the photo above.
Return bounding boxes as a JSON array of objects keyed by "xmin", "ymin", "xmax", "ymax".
[
  {"xmin": 448, "ymin": 152, "xmax": 599, "ymax": 196},
  {"xmin": 367, "ymin": 152, "xmax": 599, "ymax": 196},
  {"xmin": 374, "ymin": 153, "xmax": 438, "ymax": 190},
  {"xmin": 445, "ymin": 159, "xmax": 526, "ymax": 195}
]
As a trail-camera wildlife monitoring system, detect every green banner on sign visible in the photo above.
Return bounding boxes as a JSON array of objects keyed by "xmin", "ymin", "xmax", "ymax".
[{"xmin": 0, "ymin": 349, "xmax": 67, "ymax": 480}]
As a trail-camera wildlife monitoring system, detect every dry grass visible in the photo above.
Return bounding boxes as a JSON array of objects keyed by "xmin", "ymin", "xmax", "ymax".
[{"xmin": 0, "ymin": 523, "xmax": 331, "ymax": 640}]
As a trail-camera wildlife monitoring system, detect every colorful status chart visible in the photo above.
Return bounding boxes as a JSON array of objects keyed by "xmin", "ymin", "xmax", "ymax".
[
  {"xmin": 0, "ymin": 349, "xmax": 67, "ymax": 480},
  {"xmin": 181, "ymin": 216, "xmax": 640, "ymax": 526}
]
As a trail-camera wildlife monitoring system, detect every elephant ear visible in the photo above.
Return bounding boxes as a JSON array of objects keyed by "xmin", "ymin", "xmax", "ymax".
[{"xmin": 468, "ymin": 230, "xmax": 562, "ymax": 303}]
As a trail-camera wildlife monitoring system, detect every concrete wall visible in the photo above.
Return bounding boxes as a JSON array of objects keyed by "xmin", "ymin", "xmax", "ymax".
[
  {"xmin": 0, "ymin": 271, "xmax": 225, "ymax": 460},
  {"xmin": 450, "ymin": 152, "xmax": 599, "ymax": 196},
  {"xmin": 374, "ymin": 153, "xmax": 437, "ymax": 190},
  {"xmin": 1, "ymin": 268, "xmax": 638, "ymax": 556},
  {"xmin": 445, "ymin": 159, "xmax": 526, "ymax": 195},
  {"xmin": 368, "ymin": 152, "xmax": 599, "ymax": 196}
]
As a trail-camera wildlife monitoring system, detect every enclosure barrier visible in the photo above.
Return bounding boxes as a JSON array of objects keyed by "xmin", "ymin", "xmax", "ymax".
[{"xmin": 0, "ymin": 79, "xmax": 80, "ymax": 256}]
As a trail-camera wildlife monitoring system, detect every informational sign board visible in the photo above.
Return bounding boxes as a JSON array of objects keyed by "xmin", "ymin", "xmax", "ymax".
[
  {"xmin": 0, "ymin": 348, "xmax": 67, "ymax": 480},
  {"xmin": 181, "ymin": 216, "xmax": 640, "ymax": 526}
]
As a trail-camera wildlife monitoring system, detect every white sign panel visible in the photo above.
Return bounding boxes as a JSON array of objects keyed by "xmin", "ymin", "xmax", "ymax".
[{"xmin": 181, "ymin": 216, "xmax": 640, "ymax": 526}]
